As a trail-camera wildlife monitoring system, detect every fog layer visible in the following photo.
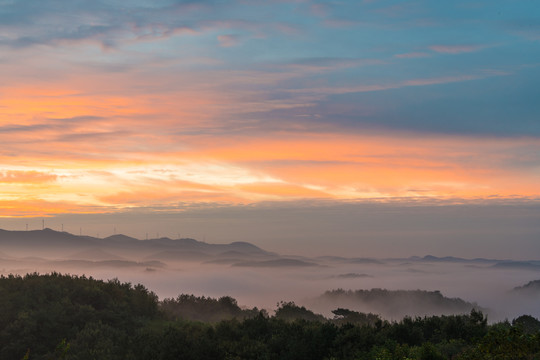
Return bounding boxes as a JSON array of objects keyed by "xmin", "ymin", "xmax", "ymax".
[{"xmin": 0, "ymin": 229, "xmax": 538, "ymax": 322}]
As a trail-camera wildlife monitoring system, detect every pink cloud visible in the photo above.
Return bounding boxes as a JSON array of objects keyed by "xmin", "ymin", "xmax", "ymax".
[
  {"xmin": 429, "ymin": 45, "xmax": 485, "ymax": 54},
  {"xmin": 217, "ymin": 34, "xmax": 241, "ymax": 47}
]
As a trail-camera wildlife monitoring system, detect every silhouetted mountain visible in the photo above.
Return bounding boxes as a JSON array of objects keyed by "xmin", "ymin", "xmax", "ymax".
[
  {"xmin": 51, "ymin": 259, "xmax": 166, "ymax": 269},
  {"xmin": 408, "ymin": 255, "xmax": 500, "ymax": 264},
  {"xmin": 0, "ymin": 228, "xmax": 96, "ymax": 250},
  {"xmin": 316, "ymin": 256, "xmax": 382, "ymax": 264},
  {"xmin": 317, "ymin": 256, "xmax": 350, "ymax": 262},
  {"xmin": 204, "ymin": 258, "xmax": 244, "ymax": 265},
  {"xmin": 320, "ymin": 254, "xmax": 502, "ymax": 265},
  {"xmin": 232, "ymin": 259, "xmax": 320, "ymax": 267},
  {"xmin": 423, "ymin": 255, "xmax": 466, "ymax": 262},
  {"xmin": 228, "ymin": 241, "xmax": 262, "ymax": 252},
  {"xmin": 0, "ymin": 228, "xmax": 271, "ymax": 262},
  {"xmin": 493, "ymin": 261, "xmax": 540, "ymax": 271},
  {"xmin": 145, "ymin": 250, "xmax": 212, "ymax": 261},
  {"xmin": 513, "ymin": 280, "xmax": 540, "ymax": 293},
  {"xmin": 333, "ymin": 273, "xmax": 372, "ymax": 279},
  {"xmin": 348, "ymin": 258, "xmax": 383, "ymax": 264},
  {"xmin": 104, "ymin": 234, "xmax": 139, "ymax": 243}
]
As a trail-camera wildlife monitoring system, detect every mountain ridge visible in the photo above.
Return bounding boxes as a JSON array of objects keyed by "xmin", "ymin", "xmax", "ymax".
[
  {"xmin": 1, "ymin": 228, "xmax": 539, "ymax": 265},
  {"xmin": 0, "ymin": 228, "xmax": 272, "ymax": 260}
]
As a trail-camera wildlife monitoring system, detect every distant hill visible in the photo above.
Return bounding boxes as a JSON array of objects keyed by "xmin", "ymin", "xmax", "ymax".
[
  {"xmin": 348, "ymin": 258, "xmax": 384, "ymax": 264},
  {"xmin": 145, "ymin": 250, "xmax": 212, "ymax": 262},
  {"xmin": 319, "ymin": 254, "xmax": 511, "ymax": 266},
  {"xmin": 232, "ymin": 259, "xmax": 319, "ymax": 268},
  {"xmin": 310, "ymin": 288, "xmax": 485, "ymax": 320},
  {"xmin": 405, "ymin": 255, "xmax": 501, "ymax": 264},
  {"xmin": 317, "ymin": 256, "xmax": 383, "ymax": 264},
  {"xmin": 50, "ymin": 259, "xmax": 166, "ymax": 269},
  {"xmin": 493, "ymin": 261, "xmax": 540, "ymax": 271},
  {"xmin": 513, "ymin": 280, "xmax": 540, "ymax": 294},
  {"xmin": 333, "ymin": 273, "xmax": 372, "ymax": 279},
  {"xmin": 0, "ymin": 228, "xmax": 272, "ymax": 262}
]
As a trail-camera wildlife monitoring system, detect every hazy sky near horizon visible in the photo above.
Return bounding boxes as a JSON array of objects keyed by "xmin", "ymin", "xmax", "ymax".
[
  {"xmin": 1, "ymin": 1, "xmax": 539, "ymax": 257},
  {"xmin": 3, "ymin": 200, "xmax": 540, "ymax": 260}
]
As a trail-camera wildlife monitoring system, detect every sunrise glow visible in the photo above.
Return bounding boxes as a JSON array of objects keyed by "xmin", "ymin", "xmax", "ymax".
[{"xmin": 1, "ymin": 1, "xmax": 539, "ymax": 219}]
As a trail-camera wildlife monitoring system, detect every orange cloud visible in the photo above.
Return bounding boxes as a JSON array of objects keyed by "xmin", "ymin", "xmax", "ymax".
[
  {"xmin": 0, "ymin": 130, "xmax": 539, "ymax": 217},
  {"xmin": 1, "ymin": 65, "xmax": 539, "ymax": 217},
  {"xmin": 0, "ymin": 171, "xmax": 57, "ymax": 184},
  {"xmin": 189, "ymin": 133, "xmax": 540, "ymax": 200},
  {"xmin": 97, "ymin": 180, "xmax": 239, "ymax": 206},
  {"xmin": 0, "ymin": 199, "xmax": 103, "ymax": 218},
  {"xmin": 236, "ymin": 182, "xmax": 332, "ymax": 199}
]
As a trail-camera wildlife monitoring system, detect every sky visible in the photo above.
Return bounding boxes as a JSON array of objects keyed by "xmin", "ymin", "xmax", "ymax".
[{"xmin": 1, "ymin": 0, "xmax": 539, "ymax": 258}]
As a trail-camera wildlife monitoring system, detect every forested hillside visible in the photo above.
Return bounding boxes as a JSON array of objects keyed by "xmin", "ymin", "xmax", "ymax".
[
  {"xmin": 1, "ymin": 273, "xmax": 539, "ymax": 359},
  {"xmin": 312, "ymin": 288, "xmax": 484, "ymax": 320}
]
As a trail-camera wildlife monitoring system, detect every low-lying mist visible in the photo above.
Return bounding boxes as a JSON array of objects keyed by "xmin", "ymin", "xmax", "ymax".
[
  {"xmin": 1, "ymin": 256, "xmax": 538, "ymax": 323},
  {"xmin": 0, "ymin": 229, "xmax": 538, "ymax": 322}
]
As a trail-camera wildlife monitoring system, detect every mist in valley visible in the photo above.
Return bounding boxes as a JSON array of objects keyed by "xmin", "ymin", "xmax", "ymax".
[{"xmin": 0, "ymin": 229, "xmax": 538, "ymax": 323}]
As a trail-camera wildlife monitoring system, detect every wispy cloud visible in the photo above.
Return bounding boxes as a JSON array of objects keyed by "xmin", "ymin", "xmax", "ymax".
[
  {"xmin": 282, "ymin": 57, "xmax": 384, "ymax": 71},
  {"xmin": 0, "ymin": 129, "xmax": 539, "ymax": 216},
  {"xmin": 286, "ymin": 72, "xmax": 507, "ymax": 96},
  {"xmin": 217, "ymin": 34, "xmax": 241, "ymax": 47},
  {"xmin": 394, "ymin": 52, "xmax": 430, "ymax": 59},
  {"xmin": 429, "ymin": 44, "xmax": 487, "ymax": 54},
  {"xmin": 504, "ymin": 18, "xmax": 540, "ymax": 41},
  {"xmin": 0, "ymin": 1, "xmax": 240, "ymax": 49},
  {"xmin": 0, "ymin": 170, "xmax": 57, "ymax": 184}
]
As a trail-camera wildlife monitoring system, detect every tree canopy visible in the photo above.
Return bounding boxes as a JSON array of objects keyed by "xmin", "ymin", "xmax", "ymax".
[{"xmin": 0, "ymin": 273, "xmax": 539, "ymax": 359}]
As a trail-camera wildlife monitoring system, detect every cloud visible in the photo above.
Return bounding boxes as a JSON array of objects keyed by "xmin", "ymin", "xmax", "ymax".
[
  {"xmin": 504, "ymin": 18, "xmax": 540, "ymax": 41},
  {"xmin": 429, "ymin": 44, "xmax": 486, "ymax": 54},
  {"xmin": 50, "ymin": 116, "xmax": 106, "ymax": 123},
  {"xmin": 0, "ymin": 0, "xmax": 302, "ymax": 49},
  {"xmin": 217, "ymin": 34, "xmax": 241, "ymax": 47},
  {"xmin": 0, "ymin": 199, "xmax": 103, "ymax": 217},
  {"xmin": 0, "ymin": 0, "xmax": 539, "ymax": 220},
  {"xmin": 394, "ymin": 52, "xmax": 430, "ymax": 59},
  {"xmin": 0, "ymin": 1, "xmax": 207, "ymax": 48},
  {"xmin": 2, "ymin": 129, "xmax": 538, "ymax": 217},
  {"xmin": 0, "ymin": 124, "xmax": 55, "ymax": 134},
  {"xmin": 0, "ymin": 170, "xmax": 57, "ymax": 184},
  {"xmin": 98, "ymin": 188, "xmax": 234, "ymax": 206},
  {"xmin": 285, "ymin": 72, "xmax": 504, "ymax": 96},
  {"xmin": 283, "ymin": 57, "xmax": 384, "ymax": 71},
  {"xmin": 54, "ymin": 130, "xmax": 131, "ymax": 143},
  {"xmin": 237, "ymin": 182, "xmax": 331, "ymax": 199}
]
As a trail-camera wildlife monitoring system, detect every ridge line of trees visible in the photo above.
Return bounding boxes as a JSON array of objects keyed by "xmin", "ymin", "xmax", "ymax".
[{"xmin": 1, "ymin": 273, "xmax": 539, "ymax": 359}]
